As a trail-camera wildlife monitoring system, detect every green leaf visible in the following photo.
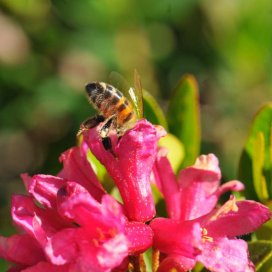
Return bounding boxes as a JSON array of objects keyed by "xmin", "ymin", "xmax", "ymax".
[
  {"xmin": 0, "ymin": 260, "xmax": 8, "ymax": 272},
  {"xmin": 166, "ymin": 74, "xmax": 200, "ymax": 169},
  {"xmin": 248, "ymin": 240, "xmax": 272, "ymax": 271},
  {"xmin": 143, "ymin": 90, "xmax": 168, "ymax": 129},
  {"xmin": 252, "ymin": 132, "xmax": 269, "ymax": 201},
  {"xmin": 158, "ymin": 133, "xmax": 184, "ymax": 173},
  {"xmin": 256, "ymin": 219, "xmax": 272, "ymax": 241},
  {"xmin": 151, "ymin": 183, "xmax": 163, "ymax": 204},
  {"xmin": 238, "ymin": 103, "xmax": 272, "ymax": 201},
  {"xmin": 143, "ymin": 248, "xmax": 152, "ymax": 272},
  {"xmin": 86, "ymin": 149, "xmax": 107, "ymax": 182}
]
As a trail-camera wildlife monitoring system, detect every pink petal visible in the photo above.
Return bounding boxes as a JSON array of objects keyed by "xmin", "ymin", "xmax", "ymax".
[
  {"xmin": 96, "ymin": 233, "xmax": 128, "ymax": 269},
  {"xmin": 215, "ymin": 180, "xmax": 245, "ymax": 198},
  {"xmin": 21, "ymin": 173, "xmax": 32, "ymax": 192},
  {"xmin": 124, "ymin": 222, "xmax": 153, "ymax": 254},
  {"xmin": 12, "ymin": 195, "xmax": 70, "ymax": 248},
  {"xmin": 44, "ymin": 228, "xmax": 81, "ymax": 265},
  {"xmin": 0, "ymin": 234, "xmax": 44, "ymax": 266},
  {"xmin": 11, "ymin": 195, "xmax": 40, "ymax": 237},
  {"xmin": 21, "ymin": 262, "xmax": 71, "ymax": 272},
  {"xmin": 26, "ymin": 174, "xmax": 65, "ymax": 209},
  {"xmin": 177, "ymin": 154, "xmax": 222, "ymax": 221},
  {"xmin": 150, "ymin": 218, "xmax": 202, "ymax": 259},
  {"xmin": 83, "ymin": 119, "xmax": 166, "ymax": 222},
  {"xmin": 58, "ymin": 145, "xmax": 105, "ymax": 201},
  {"xmin": 57, "ymin": 182, "xmax": 125, "ymax": 232},
  {"xmin": 197, "ymin": 237, "xmax": 255, "ymax": 272},
  {"xmin": 45, "ymin": 226, "xmax": 128, "ymax": 271},
  {"xmin": 153, "ymin": 151, "xmax": 181, "ymax": 219},
  {"xmin": 202, "ymin": 199, "xmax": 272, "ymax": 238},
  {"xmin": 158, "ymin": 255, "xmax": 196, "ymax": 272}
]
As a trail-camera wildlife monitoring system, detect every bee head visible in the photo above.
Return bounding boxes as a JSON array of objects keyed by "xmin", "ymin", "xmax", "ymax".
[
  {"xmin": 85, "ymin": 82, "xmax": 100, "ymax": 96},
  {"xmin": 85, "ymin": 82, "xmax": 107, "ymax": 96}
]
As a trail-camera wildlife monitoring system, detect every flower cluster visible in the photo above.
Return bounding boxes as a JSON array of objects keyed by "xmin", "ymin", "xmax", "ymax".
[{"xmin": 0, "ymin": 119, "xmax": 271, "ymax": 272}]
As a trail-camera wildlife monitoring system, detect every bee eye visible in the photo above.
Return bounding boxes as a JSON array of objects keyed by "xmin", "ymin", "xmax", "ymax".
[{"xmin": 85, "ymin": 82, "xmax": 99, "ymax": 96}]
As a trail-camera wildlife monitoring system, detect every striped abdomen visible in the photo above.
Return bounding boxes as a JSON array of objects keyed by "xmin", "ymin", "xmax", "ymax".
[{"xmin": 85, "ymin": 82, "xmax": 136, "ymax": 127}]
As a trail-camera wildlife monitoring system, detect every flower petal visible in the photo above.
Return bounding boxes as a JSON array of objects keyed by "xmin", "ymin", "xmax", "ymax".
[
  {"xmin": 202, "ymin": 198, "xmax": 272, "ymax": 238},
  {"xmin": 83, "ymin": 119, "xmax": 165, "ymax": 222},
  {"xmin": 25, "ymin": 174, "xmax": 65, "ymax": 209},
  {"xmin": 197, "ymin": 237, "xmax": 255, "ymax": 272},
  {"xmin": 0, "ymin": 234, "xmax": 44, "ymax": 266},
  {"xmin": 150, "ymin": 218, "xmax": 202, "ymax": 259},
  {"xmin": 44, "ymin": 228, "xmax": 82, "ymax": 265},
  {"xmin": 12, "ymin": 195, "xmax": 70, "ymax": 247},
  {"xmin": 57, "ymin": 182, "xmax": 126, "ymax": 232},
  {"xmin": 11, "ymin": 195, "xmax": 41, "ymax": 237},
  {"xmin": 158, "ymin": 255, "xmax": 196, "ymax": 272},
  {"xmin": 153, "ymin": 150, "xmax": 181, "ymax": 219},
  {"xmin": 45, "ymin": 221, "xmax": 128, "ymax": 270},
  {"xmin": 96, "ymin": 233, "xmax": 128, "ymax": 270},
  {"xmin": 177, "ymin": 154, "xmax": 222, "ymax": 221},
  {"xmin": 20, "ymin": 262, "xmax": 71, "ymax": 272},
  {"xmin": 215, "ymin": 180, "xmax": 245, "ymax": 198},
  {"xmin": 58, "ymin": 145, "xmax": 105, "ymax": 201},
  {"xmin": 124, "ymin": 222, "xmax": 153, "ymax": 254}
]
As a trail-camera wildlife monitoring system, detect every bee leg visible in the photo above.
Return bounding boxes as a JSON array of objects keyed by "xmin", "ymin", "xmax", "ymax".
[
  {"xmin": 116, "ymin": 130, "xmax": 122, "ymax": 142},
  {"xmin": 100, "ymin": 117, "xmax": 117, "ymax": 157},
  {"xmin": 101, "ymin": 137, "xmax": 112, "ymax": 151},
  {"xmin": 77, "ymin": 115, "xmax": 105, "ymax": 136}
]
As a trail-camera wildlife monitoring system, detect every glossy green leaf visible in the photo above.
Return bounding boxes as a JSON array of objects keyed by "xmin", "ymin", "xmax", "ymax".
[
  {"xmin": 248, "ymin": 240, "xmax": 272, "ymax": 271},
  {"xmin": 166, "ymin": 74, "xmax": 200, "ymax": 169},
  {"xmin": 143, "ymin": 89, "xmax": 168, "ymax": 129},
  {"xmin": 158, "ymin": 133, "xmax": 184, "ymax": 173},
  {"xmin": 87, "ymin": 149, "xmax": 107, "ymax": 182},
  {"xmin": 238, "ymin": 103, "xmax": 272, "ymax": 201},
  {"xmin": 252, "ymin": 132, "xmax": 269, "ymax": 201},
  {"xmin": 87, "ymin": 148, "xmax": 116, "ymax": 192}
]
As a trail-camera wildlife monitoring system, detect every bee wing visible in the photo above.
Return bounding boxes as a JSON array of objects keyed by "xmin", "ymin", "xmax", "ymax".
[{"xmin": 109, "ymin": 71, "xmax": 144, "ymax": 119}]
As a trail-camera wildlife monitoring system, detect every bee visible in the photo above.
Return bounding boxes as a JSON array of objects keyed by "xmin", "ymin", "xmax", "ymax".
[{"xmin": 78, "ymin": 81, "xmax": 138, "ymax": 152}]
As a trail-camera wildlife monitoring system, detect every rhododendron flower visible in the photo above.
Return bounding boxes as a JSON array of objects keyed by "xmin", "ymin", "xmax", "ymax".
[
  {"xmin": 82, "ymin": 119, "xmax": 166, "ymax": 222},
  {"xmin": 153, "ymin": 151, "xmax": 245, "ymax": 220},
  {"xmin": 0, "ymin": 147, "xmax": 153, "ymax": 271},
  {"xmin": 151, "ymin": 152, "xmax": 271, "ymax": 271},
  {"xmin": 1, "ymin": 115, "xmax": 271, "ymax": 272}
]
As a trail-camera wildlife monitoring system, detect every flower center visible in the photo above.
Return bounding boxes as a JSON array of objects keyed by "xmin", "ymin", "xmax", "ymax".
[{"xmin": 92, "ymin": 227, "xmax": 117, "ymax": 247}]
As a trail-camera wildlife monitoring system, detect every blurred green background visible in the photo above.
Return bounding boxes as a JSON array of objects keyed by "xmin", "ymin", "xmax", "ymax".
[{"xmin": 0, "ymin": 0, "xmax": 271, "ymax": 236}]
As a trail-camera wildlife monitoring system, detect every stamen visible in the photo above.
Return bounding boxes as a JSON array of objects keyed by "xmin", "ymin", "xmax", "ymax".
[
  {"xmin": 210, "ymin": 195, "xmax": 238, "ymax": 221},
  {"xmin": 96, "ymin": 227, "xmax": 105, "ymax": 241},
  {"xmin": 92, "ymin": 238, "xmax": 99, "ymax": 247},
  {"xmin": 201, "ymin": 228, "xmax": 213, "ymax": 243}
]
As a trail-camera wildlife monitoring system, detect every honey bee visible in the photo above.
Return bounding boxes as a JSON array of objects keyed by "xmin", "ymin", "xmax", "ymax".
[{"xmin": 78, "ymin": 82, "xmax": 138, "ymax": 152}]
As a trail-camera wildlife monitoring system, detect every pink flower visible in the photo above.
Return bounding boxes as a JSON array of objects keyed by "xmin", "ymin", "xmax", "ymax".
[
  {"xmin": 151, "ymin": 152, "xmax": 271, "ymax": 271},
  {"xmin": 0, "ymin": 168, "xmax": 152, "ymax": 272},
  {"xmin": 153, "ymin": 151, "xmax": 245, "ymax": 220},
  {"xmin": 82, "ymin": 119, "xmax": 166, "ymax": 222},
  {"xmin": 58, "ymin": 144, "xmax": 106, "ymax": 201}
]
